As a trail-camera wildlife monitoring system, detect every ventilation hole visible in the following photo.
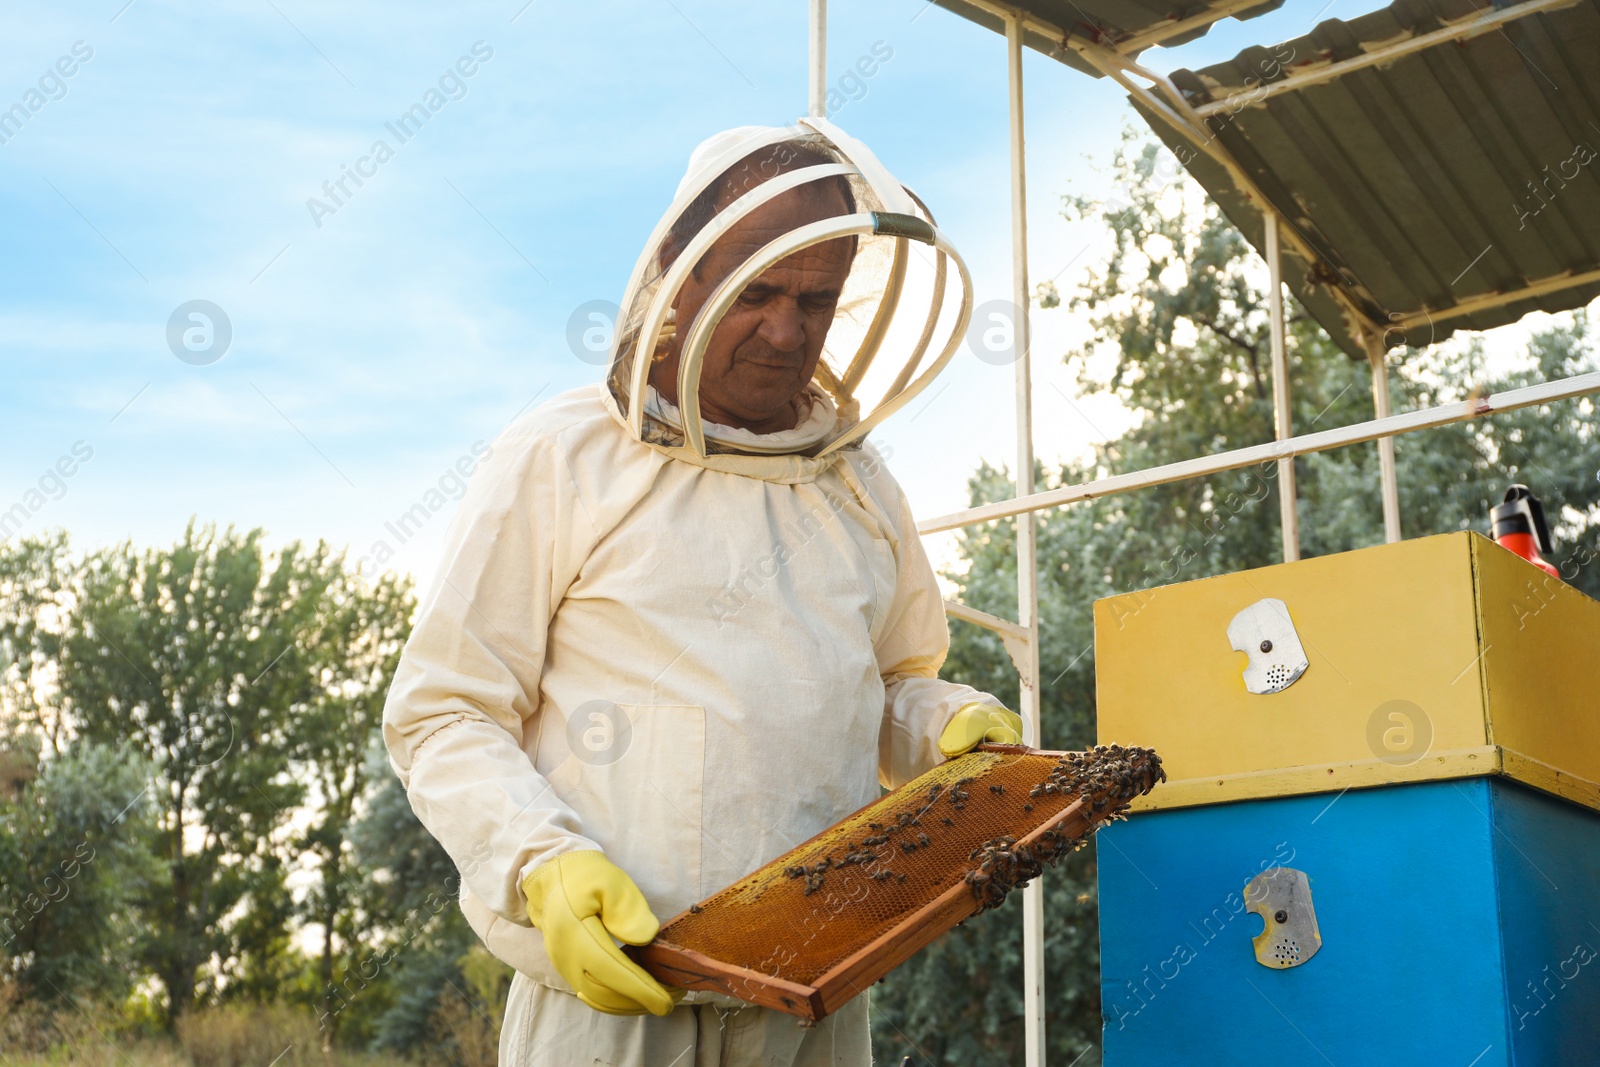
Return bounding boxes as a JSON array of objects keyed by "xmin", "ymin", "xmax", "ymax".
[{"xmin": 1262, "ymin": 663, "xmax": 1296, "ymax": 692}]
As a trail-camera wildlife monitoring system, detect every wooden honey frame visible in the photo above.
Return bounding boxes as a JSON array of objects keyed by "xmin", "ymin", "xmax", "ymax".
[{"xmin": 631, "ymin": 745, "xmax": 1134, "ymax": 1022}]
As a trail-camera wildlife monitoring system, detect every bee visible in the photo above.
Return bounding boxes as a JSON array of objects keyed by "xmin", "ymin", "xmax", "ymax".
[
  {"xmin": 990, "ymin": 784, "xmax": 1005, "ymax": 795},
  {"xmin": 896, "ymin": 874, "xmax": 907, "ymax": 884},
  {"xmin": 917, "ymin": 833, "xmax": 931, "ymax": 848},
  {"xmin": 1023, "ymin": 803, "xmax": 1033, "ymax": 812},
  {"xmin": 872, "ymin": 870, "xmax": 893, "ymax": 882},
  {"xmin": 941, "ymin": 817, "xmax": 954, "ymax": 827},
  {"xmin": 689, "ymin": 904, "xmax": 703, "ymax": 914}
]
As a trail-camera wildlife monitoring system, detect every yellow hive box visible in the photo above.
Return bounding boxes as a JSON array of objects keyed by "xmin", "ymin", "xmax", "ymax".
[{"xmin": 1094, "ymin": 531, "xmax": 1600, "ymax": 813}]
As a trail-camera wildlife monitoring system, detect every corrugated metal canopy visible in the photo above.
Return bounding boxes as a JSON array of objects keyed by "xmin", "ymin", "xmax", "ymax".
[
  {"xmin": 932, "ymin": 0, "xmax": 1285, "ymax": 76},
  {"xmin": 1139, "ymin": 0, "xmax": 1600, "ymax": 356}
]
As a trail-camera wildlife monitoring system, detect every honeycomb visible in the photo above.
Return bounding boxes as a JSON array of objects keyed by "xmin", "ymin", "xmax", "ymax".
[{"xmin": 648, "ymin": 744, "xmax": 1163, "ymax": 991}]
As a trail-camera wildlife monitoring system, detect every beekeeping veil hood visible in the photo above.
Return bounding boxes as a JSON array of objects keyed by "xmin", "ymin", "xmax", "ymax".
[{"xmin": 605, "ymin": 117, "xmax": 973, "ymax": 458}]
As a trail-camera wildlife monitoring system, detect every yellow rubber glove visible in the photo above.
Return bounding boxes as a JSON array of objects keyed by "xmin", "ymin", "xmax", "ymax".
[
  {"xmin": 521, "ymin": 850, "xmax": 680, "ymax": 1016},
  {"xmin": 938, "ymin": 702, "xmax": 1025, "ymax": 758}
]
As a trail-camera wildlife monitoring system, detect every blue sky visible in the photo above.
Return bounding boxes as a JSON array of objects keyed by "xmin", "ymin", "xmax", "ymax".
[{"xmin": 2, "ymin": 0, "xmax": 1403, "ymax": 586}]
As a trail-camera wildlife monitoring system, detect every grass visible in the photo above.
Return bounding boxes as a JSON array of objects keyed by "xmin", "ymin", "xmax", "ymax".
[{"xmin": 0, "ymin": 1003, "xmax": 418, "ymax": 1067}]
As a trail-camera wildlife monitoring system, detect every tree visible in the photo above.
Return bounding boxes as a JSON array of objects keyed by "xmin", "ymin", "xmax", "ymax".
[
  {"xmin": 0, "ymin": 533, "xmax": 71, "ymax": 760},
  {"xmin": 58, "ymin": 523, "xmax": 348, "ymax": 1025},
  {"xmin": 2, "ymin": 524, "xmax": 432, "ymax": 1044},
  {"xmin": 292, "ymin": 568, "xmax": 411, "ymax": 1041},
  {"xmin": 0, "ymin": 741, "xmax": 157, "ymax": 1004},
  {"xmin": 343, "ymin": 752, "xmax": 481, "ymax": 1055},
  {"xmin": 870, "ymin": 132, "xmax": 1599, "ymax": 1065}
]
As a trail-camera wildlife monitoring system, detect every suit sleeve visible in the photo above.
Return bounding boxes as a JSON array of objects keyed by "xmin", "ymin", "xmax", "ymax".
[
  {"xmin": 382, "ymin": 427, "xmax": 601, "ymax": 926},
  {"xmin": 865, "ymin": 456, "xmax": 1008, "ymax": 790}
]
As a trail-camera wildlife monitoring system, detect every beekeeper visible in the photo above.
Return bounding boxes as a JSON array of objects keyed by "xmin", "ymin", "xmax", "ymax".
[{"xmin": 383, "ymin": 118, "xmax": 1024, "ymax": 1066}]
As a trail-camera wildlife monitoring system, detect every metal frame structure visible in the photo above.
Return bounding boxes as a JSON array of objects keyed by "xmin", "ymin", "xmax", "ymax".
[
  {"xmin": 1265, "ymin": 214, "xmax": 1300, "ymax": 560},
  {"xmin": 1069, "ymin": 42, "xmax": 1410, "ymax": 545},
  {"xmin": 1003, "ymin": 17, "xmax": 1047, "ymax": 1057},
  {"xmin": 918, "ymin": 369, "xmax": 1600, "ymax": 532},
  {"xmin": 804, "ymin": 1, "xmax": 1600, "ymax": 1061},
  {"xmin": 1186, "ymin": 0, "xmax": 1581, "ymax": 118}
]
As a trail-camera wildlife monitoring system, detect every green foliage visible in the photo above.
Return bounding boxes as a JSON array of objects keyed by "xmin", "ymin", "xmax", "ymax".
[
  {"xmin": 0, "ymin": 742, "xmax": 157, "ymax": 1003},
  {"xmin": 344, "ymin": 758, "xmax": 477, "ymax": 1055},
  {"xmin": 871, "ymin": 133, "xmax": 1600, "ymax": 1065},
  {"xmin": 1, "ymin": 522, "xmax": 420, "ymax": 1032},
  {"xmin": 0, "ymin": 534, "xmax": 70, "ymax": 755},
  {"xmin": 289, "ymin": 568, "xmax": 411, "ymax": 1040},
  {"xmin": 427, "ymin": 946, "xmax": 512, "ymax": 1067},
  {"xmin": 56, "ymin": 523, "xmax": 319, "ymax": 1021},
  {"xmin": 0, "ymin": 524, "xmax": 471, "ymax": 1056}
]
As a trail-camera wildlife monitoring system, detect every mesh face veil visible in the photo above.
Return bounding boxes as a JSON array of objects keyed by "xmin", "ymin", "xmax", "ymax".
[{"xmin": 605, "ymin": 118, "xmax": 974, "ymax": 458}]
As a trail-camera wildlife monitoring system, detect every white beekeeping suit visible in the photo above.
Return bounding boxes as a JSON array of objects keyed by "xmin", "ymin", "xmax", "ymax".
[{"xmin": 383, "ymin": 119, "xmax": 1012, "ymax": 1066}]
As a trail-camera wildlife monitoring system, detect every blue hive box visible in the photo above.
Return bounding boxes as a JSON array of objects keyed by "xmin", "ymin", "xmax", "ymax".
[
  {"xmin": 1096, "ymin": 778, "xmax": 1600, "ymax": 1065},
  {"xmin": 1092, "ymin": 535, "xmax": 1600, "ymax": 1064}
]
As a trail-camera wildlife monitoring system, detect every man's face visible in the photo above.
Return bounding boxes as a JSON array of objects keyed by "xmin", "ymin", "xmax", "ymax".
[{"xmin": 651, "ymin": 185, "xmax": 854, "ymax": 435}]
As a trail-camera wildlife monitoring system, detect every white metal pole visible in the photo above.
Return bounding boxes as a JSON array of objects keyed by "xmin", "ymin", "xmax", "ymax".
[
  {"xmin": 916, "ymin": 370, "xmax": 1600, "ymax": 535},
  {"xmin": 808, "ymin": 0, "xmax": 827, "ymax": 119},
  {"xmin": 1365, "ymin": 334, "xmax": 1403, "ymax": 542},
  {"xmin": 1006, "ymin": 14, "xmax": 1046, "ymax": 1067},
  {"xmin": 1264, "ymin": 211, "xmax": 1300, "ymax": 562}
]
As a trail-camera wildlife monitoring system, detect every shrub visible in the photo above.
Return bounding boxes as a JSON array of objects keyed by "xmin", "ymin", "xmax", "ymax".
[{"xmin": 176, "ymin": 1005, "xmax": 324, "ymax": 1067}]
